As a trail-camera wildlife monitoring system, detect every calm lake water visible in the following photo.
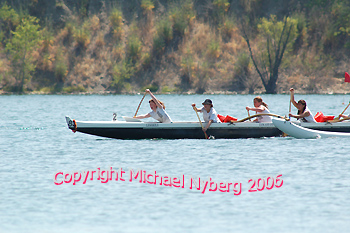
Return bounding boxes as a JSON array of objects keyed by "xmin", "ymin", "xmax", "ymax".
[{"xmin": 1, "ymin": 94, "xmax": 350, "ymax": 232}]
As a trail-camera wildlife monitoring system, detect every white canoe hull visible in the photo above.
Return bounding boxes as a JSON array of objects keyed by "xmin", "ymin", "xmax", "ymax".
[{"xmin": 272, "ymin": 118, "xmax": 350, "ymax": 139}]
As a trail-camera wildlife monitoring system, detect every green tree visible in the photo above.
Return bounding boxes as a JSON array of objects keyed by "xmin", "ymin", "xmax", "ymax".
[
  {"xmin": 126, "ymin": 33, "xmax": 141, "ymax": 64},
  {"xmin": 241, "ymin": 15, "xmax": 298, "ymax": 94},
  {"xmin": 213, "ymin": 0, "xmax": 230, "ymax": 25},
  {"xmin": 0, "ymin": 3, "xmax": 20, "ymax": 44},
  {"xmin": 169, "ymin": 0, "xmax": 195, "ymax": 38},
  {"xmin": 331, "ymin": 1, "xmax": 350, "ymax": 49},
  {"xmin": 6, "ymin": 16, "xmax": 43, "ymax": 93},
  {"xmin": 111, "ymin": 61, "xmax": 135, "ymax": 93}
]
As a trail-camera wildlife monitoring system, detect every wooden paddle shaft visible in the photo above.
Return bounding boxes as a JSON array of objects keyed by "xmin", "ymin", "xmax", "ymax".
[
  {"xmin": 194, "ymin": 108, "xmax": 209, "ymax": 139},
  {"xmin": 289, "ymin": 100, "xmax": 292, "ymax": 113},
  {"xmin": 289, "ymin": 93, "xmax": 292, "ymax": 120},
  {"xmin": 247, "ymin": 109, "xmax": 251, "ymax": 121},
  {"xmin": 340, "ymin": 101, "xmax": 350, "ymax": 115},
  {"xmin": 134, "ymin": 92, "xmax": 147, "ymax": 117}
]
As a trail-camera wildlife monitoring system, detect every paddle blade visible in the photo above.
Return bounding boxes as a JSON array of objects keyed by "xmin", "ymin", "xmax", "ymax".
[{"xmin": 345, "ymin": 72, "xmax": 350, "ymax": 83}]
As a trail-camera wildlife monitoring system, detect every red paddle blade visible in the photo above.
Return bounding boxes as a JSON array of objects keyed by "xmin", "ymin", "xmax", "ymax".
[{"xmin": 345, "ymin": 72, "xmax": 350, "ymax": 83}]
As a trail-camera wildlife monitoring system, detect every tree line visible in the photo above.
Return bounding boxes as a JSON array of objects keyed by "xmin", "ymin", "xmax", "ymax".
[{"xmin": 0, "ymin": 0, "xmax": 349, "ymax": 94}]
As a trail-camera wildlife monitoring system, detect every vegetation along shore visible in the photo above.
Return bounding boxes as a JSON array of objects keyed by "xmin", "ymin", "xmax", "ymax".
[{"xmin": 1, "ymin": 0, "xmax": 350, "ymax": 94}]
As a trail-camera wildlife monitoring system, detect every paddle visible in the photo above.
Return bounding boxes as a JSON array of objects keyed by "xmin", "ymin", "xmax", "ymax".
[
  {"xmin": 285, "ymin": 99, "xmax": 291, "ymax": 138},
  {"xmin": 247, "ymin": 109, "xmax": 251, "ymax": 121},
  {"xmin": 134, "ymin": 92, "xmax": 147, "ymax": 117},
  {"xmin": 288, "ymin": 87, "xmax": 295, "ymax": 120},
  {"xmin": 193, "ymin": 107, "xmax": 209, "ymax": 139},
  {"xmin": 289, "ymin": 99, "xmax": 292, "ymax": 120}
]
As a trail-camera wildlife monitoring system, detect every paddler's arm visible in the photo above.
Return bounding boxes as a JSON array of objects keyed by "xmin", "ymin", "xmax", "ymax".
[
  {"xmin": 290, "ymin": 88, "xmax": 298, "ymax": 108},
  {"xmin": 203, "ymin": 120, "xmax": 213, "ymax": 132},
  {"xmin": 289, "ymin": 111, "xmax": 310, "ymax": 119},
  {"xmin": 191, "ymin": 103, "xmax": 202, "ymax": 112},
  {"xmin": 246, "ymin": 107, "xmax": 262, "ymax": 122},
  {"xmin": 134, "ymin": 113, "xmax": 151, "ymax": 119},
  {"xmin": 246, "ymin": 106, "xmax": 264, "ymax": 112},
  {"xmin": 146, "ymin": 89, "xmax": 163, "ymax": 109}
]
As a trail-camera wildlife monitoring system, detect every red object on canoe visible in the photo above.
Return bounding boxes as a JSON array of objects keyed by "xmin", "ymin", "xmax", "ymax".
[
  {"xmin": 217, "ymin": 114, "xmax": 226, "ymax": 122},
  {"xmin": 224, "ymin": 115, "xmax": 237, "ymax": 122},
  {"xmin": 345, "ymin": 72, "xmax": 350, "ymax": 83},
  {"xmin": 314, "ymin": 112, "xmax": 335, "ymax": 122}
]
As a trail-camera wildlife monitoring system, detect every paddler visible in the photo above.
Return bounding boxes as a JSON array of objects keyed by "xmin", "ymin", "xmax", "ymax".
[
  {"xmin": 133, "ymin": 89, "xmax": 172, "ymax": 123},
  {"xmin": 289, "ymin": 88, "xmax": 316, "ymax": 122},
  {"xmin": 246, "ymin": 96, "xmax": 272, "ymax": 123},
  {"xmin": 191, "ymin": 99, "xmax": 220, "ymax": 132}
]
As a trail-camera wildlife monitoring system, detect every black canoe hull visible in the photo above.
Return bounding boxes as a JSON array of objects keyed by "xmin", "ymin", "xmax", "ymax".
[
  {"xmin": 65, "ymin": 116, "xmax": 350, "ymax": 140},
  {"xmin": 76, "ymin": 127, "xmax": 281, "ymax": 139}
]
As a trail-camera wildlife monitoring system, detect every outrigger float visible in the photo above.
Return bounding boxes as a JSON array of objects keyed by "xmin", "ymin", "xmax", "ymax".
[
  {"xmin": 65, "ymin": 114, "xmax": 350, "ymax": 139},
  {"xmin": 272, "ymin": 118, "xmax": 350, "ymax": 139}
]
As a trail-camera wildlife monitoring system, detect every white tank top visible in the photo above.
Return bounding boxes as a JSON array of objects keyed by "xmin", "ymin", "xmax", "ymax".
[
  {"xmin": 256, "ymin": 107, "xmax": 272, "ymax": 123},
  {"xmin": 199, "ymin": 107, "xmax": 220, "ymax": 123},
  {"xmin": 148, "ymin": 107, "xmax": 172, "ymax": 123},
  {"xmin": 300, "ymin": 107, "xmax": 316, "ymax": 123}
]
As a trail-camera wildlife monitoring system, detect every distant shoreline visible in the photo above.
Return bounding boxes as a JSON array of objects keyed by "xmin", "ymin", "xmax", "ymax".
[{"xmin": 1, "ymin": 90, "xmax": 350, "ymax": 95}]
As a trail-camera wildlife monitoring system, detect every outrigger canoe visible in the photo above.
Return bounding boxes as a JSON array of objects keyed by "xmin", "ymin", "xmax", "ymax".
[
  {"xmin": 272, "ymin": 118, "xmax": 350, "ymax": 139},
  {"xmin": 65, "ymin": 115, "xmax": 350, "ymax": 139}
]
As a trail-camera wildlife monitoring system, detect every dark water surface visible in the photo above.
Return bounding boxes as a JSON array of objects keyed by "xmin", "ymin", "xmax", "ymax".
[{"xmin": 1, "ymin": 94, "xmax": 349, "ymax": 232}]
